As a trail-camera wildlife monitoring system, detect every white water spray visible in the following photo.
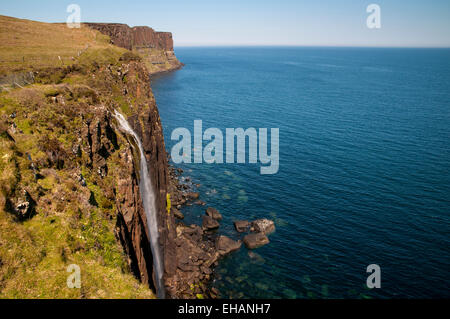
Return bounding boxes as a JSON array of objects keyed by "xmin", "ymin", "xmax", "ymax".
[{"xmin": 113, "ymin": 111, "xmax": 165, "ymax": 298}]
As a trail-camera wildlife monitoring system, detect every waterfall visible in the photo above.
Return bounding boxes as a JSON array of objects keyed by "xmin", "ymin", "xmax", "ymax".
[{"xmin": 113, "ymin": 111, "xmax": 165, "ymax": 299}]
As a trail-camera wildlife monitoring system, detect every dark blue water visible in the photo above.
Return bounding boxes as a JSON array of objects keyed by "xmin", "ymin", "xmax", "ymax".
[{"xmin": 152, "ymin": 47, "xmax": 450, "ymax": 299}]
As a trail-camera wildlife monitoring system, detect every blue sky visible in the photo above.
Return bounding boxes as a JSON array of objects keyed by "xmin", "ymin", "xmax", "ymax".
[{"xmin": 1, "ymin": 0, "xmax": 449, "ymax": 47}]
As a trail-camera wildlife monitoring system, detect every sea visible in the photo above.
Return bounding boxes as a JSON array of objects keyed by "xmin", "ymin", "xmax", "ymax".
[{"xmin": 151, "ymin": 47, "xmax": 450, "ymax": 299}]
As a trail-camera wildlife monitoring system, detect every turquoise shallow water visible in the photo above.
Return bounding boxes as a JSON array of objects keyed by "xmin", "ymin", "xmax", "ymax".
[{"xmin": 152, "ymin": 47, "xmax": 450, "ymax": 298}]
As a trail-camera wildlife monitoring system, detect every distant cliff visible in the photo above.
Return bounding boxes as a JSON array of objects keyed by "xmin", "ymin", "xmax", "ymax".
[
  {"xmin": 84, "ymin": 23, "xmax": 173, "ymax": 51},
  {"xmin": 85, "ymin": 23, "xmax": 182, "ymax": 75}
]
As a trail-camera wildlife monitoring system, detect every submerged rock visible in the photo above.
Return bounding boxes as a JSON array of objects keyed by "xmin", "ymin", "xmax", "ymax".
[
  {"xmin": 251, "ymin": 218, "xmax": 275, "ymax": 234},
  {"xmin": 206, "ymin": 207, "xmax": 222, "ymax": 220},
  {"xmin": 186, "ymin": 192, "xmax": 200, "ymax": 200},
  {"xmin": 243, "ymin": 233, "xmax": 270, "ymax": 249},
  {"xmin": 202, "ymin": 215, "xmax": 220, "ymax": 230},
  {"xmin": 234, "ymin": 220, "xmax": 250, "ymax": 233},
  {"xmin": 248, "ymin": 251, "xmax": 265, "ymax": 264}
]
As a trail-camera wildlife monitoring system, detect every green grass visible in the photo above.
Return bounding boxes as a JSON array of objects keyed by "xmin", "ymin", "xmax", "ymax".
[
  {"xmin": 0, "ymin": 15, "xmax": 121, "ymax": 75},
  {"xmin": 0, "ymin": 208, "xmax": 154, "ymax": 298}
]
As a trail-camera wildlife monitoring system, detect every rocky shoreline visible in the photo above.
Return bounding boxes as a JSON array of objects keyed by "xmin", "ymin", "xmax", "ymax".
[{"xmin": 165, "ymin": 161, "xmax": 275, "ymax": 298}]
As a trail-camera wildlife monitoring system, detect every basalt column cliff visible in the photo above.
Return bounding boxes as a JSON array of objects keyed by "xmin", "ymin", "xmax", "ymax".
[{"xmin": 85, "ymin": 23, "xmax": 183, "ymax": 75}]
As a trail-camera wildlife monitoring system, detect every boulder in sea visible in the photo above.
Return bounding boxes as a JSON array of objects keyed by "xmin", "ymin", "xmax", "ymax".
[
  {"xmin": 206, "ymin": 207, "xmax": 222, "ymax": 220},
  {"xmin": 234, "ymin": 220, "xmax": 250, "ymax": 233},
  {"xmin": 251, "ymin": 218, "xmax": 275, "ymax": 234},
  {"xmin": 202, "ymin": 215, "xmax": 220, "ymax": 230},
  {"xmin": 216, "ymin": 235, "xmax": 242, "ymax": 255},
  {"xmin": 243, "ymin": 233, "xmax": 270, "ymax": 249}
]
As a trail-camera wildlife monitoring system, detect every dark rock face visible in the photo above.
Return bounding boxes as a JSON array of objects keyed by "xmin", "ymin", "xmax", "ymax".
[
  {"xmin": 85, "ymin": 23, "xmax": 174, "ymax": 51},
  {"xmin": 133, "ymin": 27, "xmax": 174, "ymax": 51},
  {"xmin": 243, "ymin": 233, "xmax": 270, "ymax": 249},
  {"xmin": 75, "ymin": 61, "xmax": 179, "ymax": 296},
  {"xmin": 85, "ymin": 23, "xmax": 134, "ymax": 50},
  {"xmin": 124, "ymin": 74, "xmax": 178, "ymax": 295},
  {"xmin": 206, "ymin": 207, "xmax": 222, "ymax": 220},
  {"xmin": 234, "ymin": 220, "xmax": 250, "ymax": 233},
  {"xmin": 75, "ymin": 99, "xmax": 164, "ymax": 291}
]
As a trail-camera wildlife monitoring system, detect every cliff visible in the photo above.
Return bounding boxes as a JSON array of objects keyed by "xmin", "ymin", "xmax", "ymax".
[
  {"xmin": 0, "ymin": 15, "xmax": 229, "ymax": 299},
  {"xmin": 84, "ymin": 23, "xmax": 174, "ymax": 51},
  {"xmin": 84, "ymin": 23, "xmax": 182, "ymax": 75}
]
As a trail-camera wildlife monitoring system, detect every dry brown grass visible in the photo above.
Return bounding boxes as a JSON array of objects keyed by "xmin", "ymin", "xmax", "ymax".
[{"xmin": 0, "ymin": 15, "xmax": 112, "ymax": 74}]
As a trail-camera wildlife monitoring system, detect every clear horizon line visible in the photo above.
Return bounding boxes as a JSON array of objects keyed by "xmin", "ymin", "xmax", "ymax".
[
  {"xmin": 2, "ymin": 16, "xmax": 449, "ymax": 49},
  {"xmin": 174, "ymin": 44, "xmax": 450, "ymax": 49}
]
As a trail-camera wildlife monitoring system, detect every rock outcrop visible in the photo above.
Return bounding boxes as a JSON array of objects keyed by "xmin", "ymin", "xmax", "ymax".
[
  {"xmin": 251, "ymin": 219, "xmax": 276, "ymax": 234},
  {"xmin": 85, "ymin": 23, "xmax": 183, "ymax": 75},
  {"xmin": 85, "ymin": 23, "xmax": 174, "ymax": 51}
]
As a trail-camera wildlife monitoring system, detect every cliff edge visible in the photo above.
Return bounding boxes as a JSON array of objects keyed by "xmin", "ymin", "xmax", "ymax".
[{"xmin": 84, "ymin": 23, "xmax": 183, "ymax": 75}]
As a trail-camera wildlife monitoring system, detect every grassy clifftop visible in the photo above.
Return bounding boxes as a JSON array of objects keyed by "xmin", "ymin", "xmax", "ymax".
[
  {"xmin": 0, "ymin": 15, "xmax": 120, "ymax": 75},
  {"xmin": 0, "ymin": 15, "xmax": 181, "ymax": 77},
  {"xmin": 0, "ymin": 16, "xmax": 159, "ymax": 298}
]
